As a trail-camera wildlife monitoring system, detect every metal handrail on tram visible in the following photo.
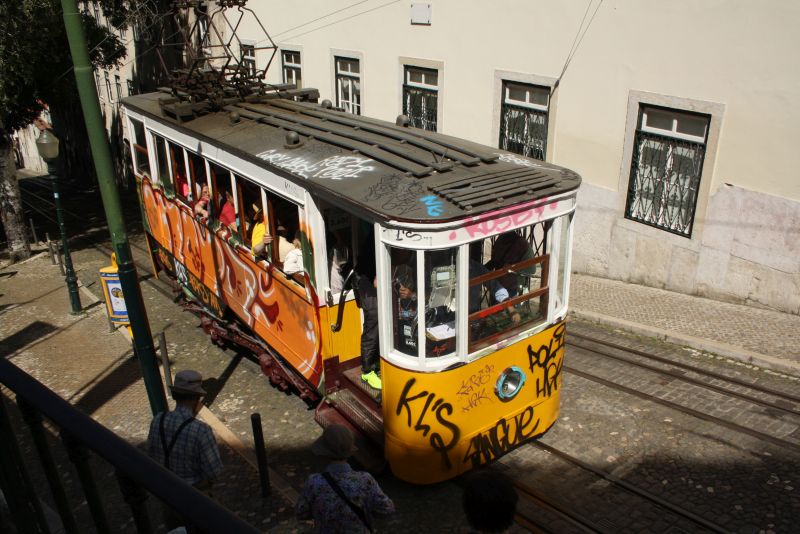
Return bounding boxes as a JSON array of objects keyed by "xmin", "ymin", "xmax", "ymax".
[{"xmin": 0, "ymin": 357, "xmax": 259, "ymax": 534}]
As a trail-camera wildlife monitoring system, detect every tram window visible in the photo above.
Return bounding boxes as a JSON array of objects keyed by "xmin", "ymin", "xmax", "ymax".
[
  {"xmin": 424, "ymin": 248, "xmax": 458, "ymax": 358},
  {"xmin": 270, "ymin": 194, "xmax": 301, "ymax": 266},
  {"xmin": 153, "ymin": 135, "xmax": 173, "ymax": 195},
  {"xmin": 390, "ymin": 247, "xmax": 419, "ymax": 357},
  {"xmin": 234, "ymin": 175, "xmax": 263, "ymax": 245},
  {"xmin": 187, "ymin": 152, "xmax": 210, "ymax": 220},
  {"xmin": 468, "ymin": 222, "xmax": 550, "ymax": 351},
  {"xmin": 129, "ymin": 119, "xmax": 151, "ymax": 177},
  {"xmin": 168, "ymin": 142, "xmax": 190, "ymax": 203},
  {"xmin": 208, "ymin": 161, "xmax": 236, "ymax": 229},
  {"xmin": 323, "ymin": 206, "xmax": 355, "ymax": 295}
]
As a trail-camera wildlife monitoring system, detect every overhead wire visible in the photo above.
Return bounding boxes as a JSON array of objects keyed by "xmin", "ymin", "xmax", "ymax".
[
  {"xmin": 271, "ymin": 0, "xmax": 376, "ymax": 39},
  {"xmin": 279, "ymin": 0, "xmax": 403, "ymax": 43},
  {"xmin": 552, "ymin": 0, "xmax": 604, "ymax": 91}
]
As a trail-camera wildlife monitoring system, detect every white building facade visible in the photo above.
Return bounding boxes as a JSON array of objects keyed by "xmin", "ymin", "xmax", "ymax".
[{"xmin": 228, "ymin": 0, "xmax": 800, "ymax": 315}]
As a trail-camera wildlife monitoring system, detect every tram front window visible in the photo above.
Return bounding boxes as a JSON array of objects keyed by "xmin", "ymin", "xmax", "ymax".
[
  {"xmin": 390, "ymin": 246, "xmax": 459, "ymax": 359},
  {"xmin": 390, "ymin": 248, "xmax": 418, "ymax": 356},
  {"xmin": 468, "ymin": 221, "xmax": 549, "ymax": 350}
]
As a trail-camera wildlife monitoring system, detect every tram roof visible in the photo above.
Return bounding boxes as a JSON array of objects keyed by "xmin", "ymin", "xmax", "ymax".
[{"xmin": 123, "ymin": 91, "xmax": 581, "ymax": 224}]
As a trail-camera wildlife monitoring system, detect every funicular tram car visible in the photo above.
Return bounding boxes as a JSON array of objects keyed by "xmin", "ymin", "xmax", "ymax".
[{"xmin": 122, "ymin": 87, "xmax": 580, "ymax": 485}]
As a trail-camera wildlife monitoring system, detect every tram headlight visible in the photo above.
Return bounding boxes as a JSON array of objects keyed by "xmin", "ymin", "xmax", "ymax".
[{"xmin": 495, "ymin": 366, "xmax": 526, "ymax": 401}]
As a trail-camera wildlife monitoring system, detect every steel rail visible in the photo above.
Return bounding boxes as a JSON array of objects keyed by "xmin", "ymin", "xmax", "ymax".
[
  {"xmin": 568, "ymin": 330, "xmax": 800, "ymax": 404},
  {"xmin": 512, "ymin": 478, "xmax": 602, "ymax": 533},
  {"xmin": 567, "ymin": 339, "xmax": 800, "ymax": 418},
  {"xmin": 565, "ymin": 364, "xmax": 800, "ymax": 455},
  {"xmin": 531, "ymin": 441, "xmax": 730, "ymax": 534}
]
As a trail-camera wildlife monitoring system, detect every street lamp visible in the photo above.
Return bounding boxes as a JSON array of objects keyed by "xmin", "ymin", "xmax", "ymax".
[{"xmin": 36, "ymin": 129, "xmax": 82, "ymax": 314}]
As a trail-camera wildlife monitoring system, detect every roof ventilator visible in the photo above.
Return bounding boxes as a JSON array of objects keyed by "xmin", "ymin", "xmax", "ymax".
[
  {"xmin": 396, "ymin": 115, "xmax": 410, "ymax": 127},
  {"xmin": 285, "ymin": 131, "xmax": 303, "ymax": 149}
]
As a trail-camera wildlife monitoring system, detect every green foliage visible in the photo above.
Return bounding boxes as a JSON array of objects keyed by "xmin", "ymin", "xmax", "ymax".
[{"xmin": 0, "ymin": 0, "xmax": 128, "ymax": 132}]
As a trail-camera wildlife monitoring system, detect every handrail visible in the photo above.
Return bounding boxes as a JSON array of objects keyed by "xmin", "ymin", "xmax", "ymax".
[
  {"xmin": 331, "ymin": 269, "xmax": 358, "ymax": 333},
  {"xmin": 0, "ymin": 358, "xmax": 259, "ymax": 534}
]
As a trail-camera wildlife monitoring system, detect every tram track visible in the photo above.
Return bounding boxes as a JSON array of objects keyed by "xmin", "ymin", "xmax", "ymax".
[
  {"xmin": 564, "ymin": 333, "xmax": 800, "ymax": 456},
  {"xmin": 568, "ymin": 331, "xmax": 800, "ymax": 410}
]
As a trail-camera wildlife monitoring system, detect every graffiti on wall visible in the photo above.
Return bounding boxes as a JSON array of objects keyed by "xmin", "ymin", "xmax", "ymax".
[{"xmin": 455, "ymin": 364, "xmax": 495, "ymax": 413}]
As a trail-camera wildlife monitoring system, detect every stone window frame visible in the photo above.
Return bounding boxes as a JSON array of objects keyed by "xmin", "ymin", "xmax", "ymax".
[
  {"xmin": 398, "ymin": 57, "xmax": 444, "ymax": 132},
  {"xmin": 616, "ymin": 90, "xmax": 724, "ymax": 244},
  {"xmin": 491, "ymin": 70, "xmax": 558, "ymax": 162},
  {"xmin": 280, "ymin": 46, "xmax": 303, "ymax": 88}
]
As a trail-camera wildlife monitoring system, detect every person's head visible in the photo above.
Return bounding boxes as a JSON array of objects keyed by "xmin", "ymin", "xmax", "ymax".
[
  {"xmin": 199, "ymin": 183, "xmax": 209, "ymax": 198},
  {"xmin": 462, "ymin": 470, "xmax": 518, "ymax": 533},
  {"xmin": 311, "ymin": 424, "xmax": 356, "ymax": 461},
  {"xmin": 169, "ymin": 369, "xmax": 206, "ymax": 414}
]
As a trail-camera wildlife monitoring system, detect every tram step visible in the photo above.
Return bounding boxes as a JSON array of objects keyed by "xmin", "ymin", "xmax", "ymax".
[
  {"xmin": 315, "ymin": 402, "xmax": 387, "ymax": 473},
  {"xmin": 326, "ymin": 389, "xmax": 384, "ymax": 446},
  {"xmin": 341, "ymin": 366, "xmax": 382, "ymax": 403}
]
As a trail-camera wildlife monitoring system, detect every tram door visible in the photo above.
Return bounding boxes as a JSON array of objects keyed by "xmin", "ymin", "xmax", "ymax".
[{"xmin": 321, "ymin": 203, "xmax": 372, "ymax": 365}]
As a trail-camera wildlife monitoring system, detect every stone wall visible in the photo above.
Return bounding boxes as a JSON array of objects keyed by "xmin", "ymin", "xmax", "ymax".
[{"xmin": 573, "ymin": 183, "xmax": 800, "ymax": 315}]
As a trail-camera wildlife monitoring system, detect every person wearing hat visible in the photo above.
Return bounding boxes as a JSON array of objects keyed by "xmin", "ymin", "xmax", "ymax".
[
  {"xmin": 147, "ymin": 370, "xmax": 223, "ymax": 530},
  {"xmin": 296, "ymin": 424, "xmax": 395, "ymax": 533}
]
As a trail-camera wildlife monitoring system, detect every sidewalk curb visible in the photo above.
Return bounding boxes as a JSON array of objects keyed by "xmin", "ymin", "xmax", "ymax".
[{"xmin": 569, "ymin": 308, "xmax": 800, "ymax": 377}]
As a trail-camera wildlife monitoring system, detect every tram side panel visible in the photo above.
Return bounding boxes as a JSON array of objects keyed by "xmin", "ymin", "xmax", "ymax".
[
  {"xmin": 382, "ymin": 322, "xmax": 565, "ymax": 485},
  {"xmin": 139, "ymin": 176, "xmax": 324, "ymax": 386}
]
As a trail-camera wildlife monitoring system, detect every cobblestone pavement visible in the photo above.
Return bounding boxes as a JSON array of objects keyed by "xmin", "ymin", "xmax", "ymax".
[
  {"xmin": 570, "ymin": 274, "xmax": 800, "ymax": 372},
  {"xmin": 496, "ymin": 320, "xmax": 800, "ymax": 533}
]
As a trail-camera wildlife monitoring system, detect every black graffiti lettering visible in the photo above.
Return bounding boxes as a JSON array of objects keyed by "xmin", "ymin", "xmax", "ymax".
[
  {"xmin": 414, "ymin": 392, "xmax": 435, "ymax": 437},
  {"xmin": 462, "ymin": 406, "xmax": 540, "ymax": 468},
  {"xmin": 396, "ymin": 378, "xmax": 430, "ymax": 427},
  {"xmin": 395, "ymin": 378, "xmax": 461, "ymax": 469},
  {"xmin": 461, "ymin": 388, "xmax": 490, "ymax": 413},
  {"xmin": 527, "ymin": 323, "xmax": 566, "ymax": 399}
]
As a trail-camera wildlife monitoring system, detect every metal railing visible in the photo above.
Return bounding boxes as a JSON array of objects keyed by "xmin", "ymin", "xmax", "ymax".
[
  {"xmin": 402, "ymin": 86, "xmax": 438, "ymax": 132},
  {"xmin": 624, "ymin": 130, "xmax": 706, "ymax": 238},
  {"xmin": 498, "ymin": 103, "xmax": 547, "ymax": 161},
  {"xmin": 0, "ymin": 357, "xmax": 259, "ymax": 534}
]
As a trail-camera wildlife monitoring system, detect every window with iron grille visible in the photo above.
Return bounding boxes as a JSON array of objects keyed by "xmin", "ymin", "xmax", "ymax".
[
  {"xmin": 282, "ymin": 50, "xmax": 302, "ymax": 88},
  {"xmin": 499, "ymin": 81, "xmax": 549, "ymax": 160},
  {"xmin": 625, "ymin": 105, "xmax": 710, "ymax": 237},
  {"xmin": 241, "ymin": 43, "xmax": 256, "ymax": 76},
  {"xmin": 403, "ymin": 66, "xmax": 438, "ymax": 132},
  {"xmin": 335, "ymin": 57, "xmax": 361, "ymax": 114}
]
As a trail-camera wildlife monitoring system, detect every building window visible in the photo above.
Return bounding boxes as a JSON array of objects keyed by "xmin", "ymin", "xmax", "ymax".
[
  {"xmin": 282, "ymin": 50, "xmax": 301, "ymax": 88},
  {"xmin": 241, "ymin": 42, "xmax": 256, "ymax": 76},
  {"xmin": 115, "ymin": 75, "xmax": 123, "ymax": 101},
  {"xmin": 335, "ymin": 57, "xmax": 361, "ymax": 115},
  {"xmin": 104, "ymin": 71, "xmax": 113, "ymax": 102},
  {"xmin": 402, "ymin": 66, "xmax": 438, "ymax": 132},
  {"xmin": 94, "ymin": 71, "xmax": 102, "ymax": 97},
  {"xmin": 499, "ymin": 81, "xmax": 549, "ymax": 160},
  {"xmin": 624, "ymin": 105, "xmax": 710, "ymax": 237}
]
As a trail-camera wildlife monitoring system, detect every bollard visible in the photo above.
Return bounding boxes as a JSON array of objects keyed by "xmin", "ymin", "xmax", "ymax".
[
  {"xmin": 250, "ymin": 413, "xmax": 271, "ymax": 497},
  {"xmin": 29, "ymin": 218, "xmax": 38, "ymax": 245},
  {"xmin": 158, "ymin": 332, "xmax": 172, "ymax": 389},
  {"xmin": 46, "ymin": 234, "xmax": 56, "ymax": 265}
]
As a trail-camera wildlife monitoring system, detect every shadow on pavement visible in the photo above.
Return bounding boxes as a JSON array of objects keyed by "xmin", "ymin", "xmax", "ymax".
[{"xmin": 0, "ymin": 321, "xmax": 59, "ymax": 359}]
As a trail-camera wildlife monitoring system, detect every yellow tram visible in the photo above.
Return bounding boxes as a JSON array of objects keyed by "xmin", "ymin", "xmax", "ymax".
[{"xmin": 122, "ymin": 88, "xmax": 580, "ymax": 484}]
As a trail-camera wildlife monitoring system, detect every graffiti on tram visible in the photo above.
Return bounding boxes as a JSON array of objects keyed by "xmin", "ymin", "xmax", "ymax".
[{"xmin": 140, "ymin": 177, "xmax": 323, "ymax": 384}]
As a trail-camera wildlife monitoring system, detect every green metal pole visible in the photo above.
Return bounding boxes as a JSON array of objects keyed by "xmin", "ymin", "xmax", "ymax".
[
  {"xmin": 60, "ymin": 0, "xmax": 167, "ymax": 414},
  {"xmin": 49, "ymin": 165, "xmax": 83, "ymax": 314}
]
